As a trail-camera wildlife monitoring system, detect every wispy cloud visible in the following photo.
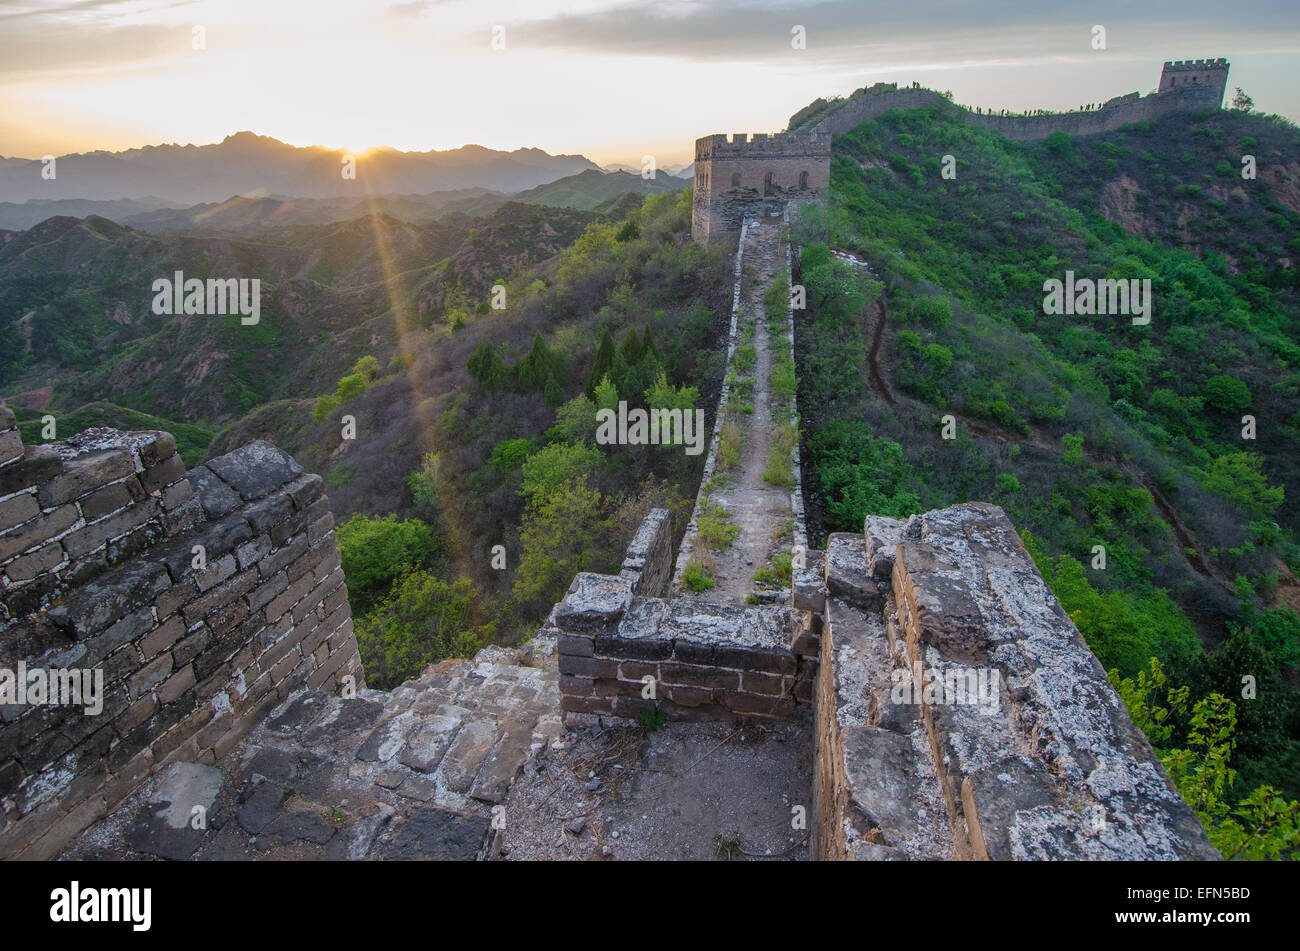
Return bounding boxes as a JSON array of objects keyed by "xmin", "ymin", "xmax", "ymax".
[{"xmin": 513, "ymin": 0, "xmax": 1300, "ymax": 69}]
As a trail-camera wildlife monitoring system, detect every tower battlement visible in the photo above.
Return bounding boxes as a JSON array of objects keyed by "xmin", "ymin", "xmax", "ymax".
[
  {"xmin": 691, "ymin": 131, "xmax": 831, "ymax": 243},
  {"xmin": 1158, "ymin": 58, "xmax": 1230, "ymax": 104}
]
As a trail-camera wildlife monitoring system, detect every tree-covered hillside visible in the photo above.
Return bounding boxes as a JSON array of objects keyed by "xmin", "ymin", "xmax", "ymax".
[
  {"xmin": 216, "ymin": 191, "xmax": 729, "ymax": 686},
  {"xmin": 793, "ymin": 98, "xmax": 1300, "ymax": 809}
]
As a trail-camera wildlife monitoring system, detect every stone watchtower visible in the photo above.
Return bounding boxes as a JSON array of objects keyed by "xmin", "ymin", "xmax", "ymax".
[
  {"xmin": 691, "ymin": 131, "xmax": 831, "ymax": 244},
  {"xmin": 1158, "ymin": 58, "xmax": 1230, "ymax": 109}
]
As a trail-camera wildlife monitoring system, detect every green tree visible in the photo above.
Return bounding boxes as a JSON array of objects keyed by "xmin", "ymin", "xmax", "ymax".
[
  {"xmin": 517, "ymin": 333, "xmax": 564, "ymax": 393},
  {"xmin": 513, "ymin": 478, "xmax": 613, "ymax": 610},
  {"xmin": 1201, "ymin": 452, "xmax": 1284, "ymax": 518},
  {"xmin": 586, "ymin": 327, "xmax": 616, "ymax": 397},
  {"xmin": 553, "ymin": 394, "xmax": 599, "ymax": 445},
  {"xmin": 1111, "ymin": 659, "xmax": 1300, "ymax": 859},
  {"xmin": 355, "ymin": 573, "xmax": 494, "ymax": 687},
  {"xmin": 336, "ymin": 513, "xmax": 438, "ymax": 614},
  {"xmin": 1202, "ymin": 374, "xmax": 1251, "ymax": 413},
  {"xmin": 467, "ymin": 339, "xmax": 509, "ymax": 390},
  {"xmin": 520, "ymin": 442, "xmax": 603, "ymax": 504}
]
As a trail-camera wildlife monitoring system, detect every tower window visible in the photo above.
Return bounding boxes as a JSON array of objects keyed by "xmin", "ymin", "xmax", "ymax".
[
  {"xmin": 799, "ymin": 171, "xmax": 809, "ymax": 189},
  {"xmin": 731, "ymin": 172, "xmax": 741, "ymax": 187}
]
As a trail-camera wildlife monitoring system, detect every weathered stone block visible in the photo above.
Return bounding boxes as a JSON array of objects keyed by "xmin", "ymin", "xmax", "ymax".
[
  {"xmin": 0, "ymin": 428, "xmax": 21, "ymax": 466},
  {"xmin": 0, "ymin": 491, "xmax": 39, "ymax": 534},
  {"xmin": 140, "ymin": 453, "xmax": 185, "ymax": 493},
  {"xmin": 553, "ymin": 572, "xmax": 633, "ymax": 635},
  {"xmin": 792, "ymin": 548, "xmax": 826, "ymax": 612},
  {"xmin": 3, "ymin": 541, "xmax": 64, "ymax": 582},
  {"xmin": 556, "ymin": 633, "xmax": 594, "ymax": 657},
  {"xmin": 205, "ymin": 441, "xmax": 303, "ymax": 501},
  {"xmin": 659, "ymin": 663, "xmax": 739, "ymax": 690},
  {"xmin": 556, "ymin": 654, "xmax": 618, "ymax": 679},
  {"xmin": 0, "ymin": 503, "xmax": 77, "ymax": 562},
  {"xmin": 53, "ymin": 560, "xmax": 169, "ymax": 638},
  {"xmin": 37, "ymin": 450, "xmax": 133, "ymax": 508},
  {"xmin": 62, "ymin": 500, "xmax": 159, "ymax": 560},
  {"xmin": 0, "ymin": 446, "xmax": 61, "ymax": 496},
  {"xmin": 187, "ymin": 465, "xmax": 241, "ymax": 519},
  {"xmin": 79, "ymin": 481, "xmax": 133, "ymax": 521},
  {"xmin": 864, "ymin": 515, "xmax": 908, "ymax": 579}
]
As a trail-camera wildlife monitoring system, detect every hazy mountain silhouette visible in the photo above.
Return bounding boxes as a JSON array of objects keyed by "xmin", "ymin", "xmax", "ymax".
[{"xmin": 0, "ymin": 132, "xmax": 600, "ymax": 204}]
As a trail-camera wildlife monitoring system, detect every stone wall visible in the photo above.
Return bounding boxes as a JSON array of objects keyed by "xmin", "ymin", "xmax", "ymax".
[
  {"xmin": 616, "ymin": 507, "xmax": 673, "ymax": 598},
  {"xmin": 551, "ymin": 508, "xmax": 821, "ymax": 723},
  {"xmin": 807, "ymin": 503, "xmax": 1219, "ymax": 860},
  {"xmin": 0, "ymin": 416, "xmax": 362, "ymax": 859},
  {"xmin": 795, "ymin": 73, "xmax": 1228, "ymax": 143}
]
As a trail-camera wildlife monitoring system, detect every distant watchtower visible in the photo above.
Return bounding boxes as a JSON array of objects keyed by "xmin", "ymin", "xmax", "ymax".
[
  {"xmin": 1158, "ymin": 58, "xmax": 1230, "ymax": 109},
  {"xmin": 691, "ymin": 131, "xmax": 831, "ymax": 244}
]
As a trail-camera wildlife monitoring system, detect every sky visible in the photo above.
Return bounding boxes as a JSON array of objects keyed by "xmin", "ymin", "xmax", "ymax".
[{"xmin": 2, "ymin": 0, "xmax": 1299, "ymax": 167}]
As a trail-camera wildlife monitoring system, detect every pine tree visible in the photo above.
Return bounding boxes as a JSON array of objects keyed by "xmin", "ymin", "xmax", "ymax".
[
  {"xmin": 586, "ymin": 327, "xmax": 615, "ymax": 397},
  {"xmin": 467, "ymin": 339, "xmax": 507, "ymax": 390}
]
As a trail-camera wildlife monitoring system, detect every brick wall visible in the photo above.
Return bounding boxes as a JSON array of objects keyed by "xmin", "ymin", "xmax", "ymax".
[
  {"xmin": 0, "ymin": 415, "xmax": 362, "ymax": 859},
  {"xmin": 616, "ymin": 507, "xmax": 673, "ymax": 598},
  {"xmin": 548, "ymin": 512, "xmax": 819, "ymax": 723}
]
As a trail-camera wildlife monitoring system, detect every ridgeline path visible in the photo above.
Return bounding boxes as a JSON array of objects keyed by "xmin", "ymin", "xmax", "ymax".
[{"xmin": 691, "ymin": 216, "xmax": 793, "ymax": 606}]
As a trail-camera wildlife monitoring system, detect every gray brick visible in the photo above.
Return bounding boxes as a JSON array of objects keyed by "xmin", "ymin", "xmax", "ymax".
[
  {"xmin": 161, "ymin": 479, "xmax": 193, "ymax": 511},
  {"xmin": 3, "ymin": 541, "xmax": 63, "ymax": 582},
  {"xmin": 0, "ymin": 491, "xmax": 38, "ymax": 534},
  {"xmin": 139, "ymin": 615, "xmax": 186, "ymax": 659},
  {"xmin": 140, "ymin": 453, "xmax": 185, "ymax": 493},
  {"xmin": 62, "ymin": 500, "xmax": 159, "ymax": 560},
  {"xmin": 78, "ymin": 482, "xmax": 133, "ymax": 521},
  {"xmin": 235, "ymin": 534, "xmax": 271, "ymax": 571},
  {"xmin": 247, "ymin": 570, "xmax": 288, "ymax": 612},
  {"xmin": 0, "ymin": 503, "xmax": 77, "ymax": 561},
  {"xmin": 0, "ymin": 445, "xmax": 61, "ymax": 495},
  {"xmin": 157, "ymin": 664, "xmax": 195, "ymax": 704},
  {"xmin": 37, "ymin": 449, "xmax": 133, "ymax": 508},
  {"xmin": 0, "ymin": 428, "xmax": 21, "ymax": 466}
]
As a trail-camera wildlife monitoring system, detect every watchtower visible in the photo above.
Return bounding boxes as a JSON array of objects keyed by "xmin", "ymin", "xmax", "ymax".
[
  {"xmin": 1158, "ymin": 58, "xmax": 1230, "ymax": 108},
  {"xmin": 691, "ymin": 131, "xmax": 831, "ymax": 244}
]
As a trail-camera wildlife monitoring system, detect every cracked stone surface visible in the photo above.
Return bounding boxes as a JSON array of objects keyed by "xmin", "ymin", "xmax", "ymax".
[{"xmin": 62, "ymin": 647, "xmax": 560, "ymax": 861}]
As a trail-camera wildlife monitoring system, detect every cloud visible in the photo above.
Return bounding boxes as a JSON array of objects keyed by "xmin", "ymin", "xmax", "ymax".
[{"xmin": 512, "ymin": 0, "xmax": 1300, "ymax": 69}]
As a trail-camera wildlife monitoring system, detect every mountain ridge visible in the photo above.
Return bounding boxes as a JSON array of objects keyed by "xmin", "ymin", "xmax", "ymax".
[{"xmin": 0, "ymin": 131, "xmax": 601, "ymax": 204}]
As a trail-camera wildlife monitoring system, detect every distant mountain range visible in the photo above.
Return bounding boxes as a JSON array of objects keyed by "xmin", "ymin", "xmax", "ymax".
[
  {"xmin": 0, "ymin": 168, "xmax": 687, "ymax": 233},
  {"xmin": 0, "ymin": 132, "xmax": 600, "ymax": 205}
]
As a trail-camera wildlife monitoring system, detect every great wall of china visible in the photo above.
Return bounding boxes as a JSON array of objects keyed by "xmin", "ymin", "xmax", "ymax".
[{"xmin": 0, "ymin": 59, "xmax": 1229, "ymax": 861}]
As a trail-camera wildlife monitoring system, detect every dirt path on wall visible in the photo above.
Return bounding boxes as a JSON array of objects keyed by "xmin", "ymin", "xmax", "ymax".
[{"xmin": 700, "ymin": 218, "xmax": 792, "ymax": 606}]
